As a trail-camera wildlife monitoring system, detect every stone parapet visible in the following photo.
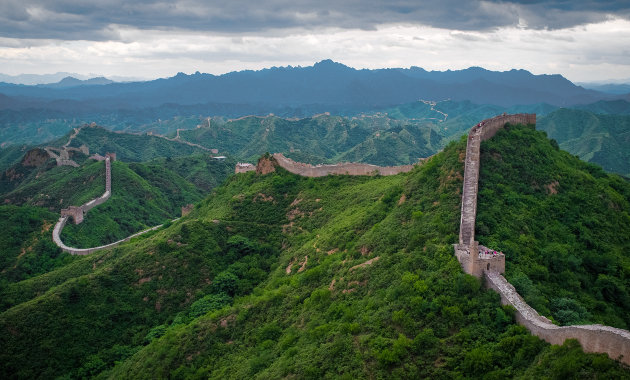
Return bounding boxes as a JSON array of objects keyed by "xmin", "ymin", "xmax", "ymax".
[
  {"xmin": 53, "ymin": 215, "xmax": 168, "ymax": 255},
  {"xmin": 272, "ymin": 153, "xmax": 416, "ymax": 177},
  {"xmin": 486, "ymin": 271, "xmax": 630, "ymax": 365},
  {"xmin": 454, "ymin": 113, "xmax": 630, "ymax": 365}
]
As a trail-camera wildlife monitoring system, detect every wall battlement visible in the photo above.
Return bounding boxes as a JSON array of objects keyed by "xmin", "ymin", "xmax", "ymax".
[
  {"xmin": 272, "ymin": 153, "xmax": 417, "ymax": 177},
  {"xmin": 486, "ymin": 271, "xmax": 630, "ymax": 364},
  {"xmin": 52, "ymin": 154, "xmax": 176, "ymax": 254},
  {"xmin": 454, "ymin": 113, "xmax": 630, "ymax": 365}
]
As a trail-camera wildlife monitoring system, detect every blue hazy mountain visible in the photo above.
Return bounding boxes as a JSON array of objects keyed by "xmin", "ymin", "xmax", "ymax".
[
  {"xmin": 37, "ymin": 76, "xmax": 114, "ymax": 88},
  {"xmin": 0, "ymin": 60, "xmax": 625, "ymax": 111}
]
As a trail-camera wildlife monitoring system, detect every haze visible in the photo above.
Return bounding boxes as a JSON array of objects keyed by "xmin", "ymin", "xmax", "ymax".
[{"xmin": 1, "ymin": 0, "xmax": 629, "ymax": 82}]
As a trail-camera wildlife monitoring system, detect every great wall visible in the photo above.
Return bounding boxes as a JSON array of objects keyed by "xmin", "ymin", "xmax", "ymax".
[
  {"xmin": 46, "ymin": 115, "xmax": 629, "ymax": 363},
  {"xmin": 235, "ymin": 154, "xmax": 420, "ymax": 176},
  {"xmin": 51, "ymin": 153, "xmax": 170, "ymax": 255},
  {"xmin": 453, "ymin": 113, "xmax": 630, "ymax": 365},
  {"xmin": 233, "ymin": 113, "xmax": 630, "ymax": 365}
]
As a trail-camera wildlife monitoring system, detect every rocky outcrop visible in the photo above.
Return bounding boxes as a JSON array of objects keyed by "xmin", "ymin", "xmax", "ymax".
[{"xmin": 256, "ymin": 155, "xmax": 277, "ymax": 175}]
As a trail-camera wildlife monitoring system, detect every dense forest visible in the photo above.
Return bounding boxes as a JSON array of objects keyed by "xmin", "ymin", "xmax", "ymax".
[{"xmin": 1, "ymin": 125, "xmax": 629, "ymax": 378}]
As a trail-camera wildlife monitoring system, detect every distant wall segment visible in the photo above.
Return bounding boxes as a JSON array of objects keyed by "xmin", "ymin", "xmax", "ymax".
[
  {"xmin": 52, "ymin": 153, "xmax": 166, "ymax": 255},
  {"xmin": 453, "ymin": 113, "xmax": 629, "ymax": 365},
  {"xmin": 272, "ymin": 153, "xmax": 417, "ymax": 177}
]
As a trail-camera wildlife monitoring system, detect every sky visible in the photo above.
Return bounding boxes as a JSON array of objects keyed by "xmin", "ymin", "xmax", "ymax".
[{"xmin": 0, "ymin": 0, "xmax": 629, "ymax": 83}]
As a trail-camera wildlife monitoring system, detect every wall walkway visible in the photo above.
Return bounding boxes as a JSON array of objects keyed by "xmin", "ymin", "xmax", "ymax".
[
  {"xmin": 52, "ymin": 154, "xmax": 167, "ymax": 255},
  {"xmin": 272, "ymin": 153, "xmax": 417, "ymax": 177},
  {"xmin": 454, "ymin": 113, "xmax": 630, "ymax": 365}
]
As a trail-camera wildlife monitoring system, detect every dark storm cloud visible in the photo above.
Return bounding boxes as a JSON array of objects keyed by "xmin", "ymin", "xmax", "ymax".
[{"xmin": 1, "ymin": 0, "xmax": 629, "ymax": 40}]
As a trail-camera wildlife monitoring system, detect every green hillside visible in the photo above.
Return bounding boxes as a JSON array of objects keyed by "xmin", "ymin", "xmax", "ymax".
[
  {"xmin": 60, "ymin": 161, "xmax": 203, "ymax": 248},
  {"xmin": 0, "ymin": 144, "xmax": 32, "ymax": 172},
  {"xmin": 477, "ymin": 124, "xmax": 630, "ymax": 328},
  {"xmin": 382, "ymin": 100, "xmax": 558, "ymax": 141},
  {"xmin": 0, "ymin": 206, "xmax": 75, "ymax": 287},
  {"xmin": 1, "ymin": 126, "xmax": 629, "ymax": 378},
  {"xmin": 0, "ymin": 144, "xmax": 238, "ymax": 248},
  {"xmin": 178, "ymin": 114, "xmax": 443, "ymax": 165},
  {"xmin": 537, "ymin": 109, "xmax": 630, "ymax": 176},
  {"xmin": 1, "ymin": 158, "xmax": 108, "ymax": 208},
  {"xmin": 146, "ymin": 154, "xmax": 236, "ymax": 193},
  {"xmin": 54, "ymin": 125, "xmax": 208, "ymax": 162},
  {"xmin": 0, "ymin": 158, "xmax": 203, "ymax": 248}
]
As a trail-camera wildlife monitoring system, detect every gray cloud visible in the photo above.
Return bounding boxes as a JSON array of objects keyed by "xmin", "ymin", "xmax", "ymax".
[{"xmin": 0, "ymin": 0, "xmax": 629, "ymax": 41}]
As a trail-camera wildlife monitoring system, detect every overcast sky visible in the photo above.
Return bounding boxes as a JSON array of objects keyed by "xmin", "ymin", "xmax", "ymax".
[{"xmin": 1, "ymin": 0, "xmax": 629, "ymax": 82}]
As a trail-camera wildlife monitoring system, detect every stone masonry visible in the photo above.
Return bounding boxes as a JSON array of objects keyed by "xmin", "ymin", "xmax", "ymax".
[
  {"xmin": 235, "ymin": 162, "xmax": 256, "ymax": 174},
  {"xmin": 272, "ymin": 153, "xmax": 417, "ymax": 177},
  {"xmin": 454, "ymin": 113, "xmax": 630, "ymax": 365},
  {"xmin": 52, "ymin": 154, "xmax": 171, "ymax": 255}
]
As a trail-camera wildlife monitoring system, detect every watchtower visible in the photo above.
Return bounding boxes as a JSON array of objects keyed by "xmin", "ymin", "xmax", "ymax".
[{"xmin": 61, "ymin": 206, "xmax": 84, "ymax": 224}]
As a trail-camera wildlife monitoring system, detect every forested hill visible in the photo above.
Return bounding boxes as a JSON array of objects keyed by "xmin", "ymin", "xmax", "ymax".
[
  {"xmin": 178, "ymin": 114, "xmax": 443, "ymax": 165},
  {"xmin": 49, "ymin": 124, "xmax": 210, "ymax": 162},
  {"xmin": 0, "ymin": 149, "xmax": 235, "ymax": 249},
  {"xmin": 477, "ymin": 124, "xmax": 630, "ymax": 328},
  {"xmin": 1, "ymin": 124, "xmax": 629, "ymax": 378},
  {"xmin": 537, "ymin": 109, "xmax": 630, "ymax": 176}
]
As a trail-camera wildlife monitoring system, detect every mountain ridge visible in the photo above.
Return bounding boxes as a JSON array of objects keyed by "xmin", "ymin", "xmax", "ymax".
[{"xmin": 0, "ymin": 60, "xmax": 625, "ymax": 110}]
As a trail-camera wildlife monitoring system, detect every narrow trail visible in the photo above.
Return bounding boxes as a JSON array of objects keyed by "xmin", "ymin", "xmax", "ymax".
[{"xmin": 63, "ymin": 126, "xmax": 82, "ymax": 148}]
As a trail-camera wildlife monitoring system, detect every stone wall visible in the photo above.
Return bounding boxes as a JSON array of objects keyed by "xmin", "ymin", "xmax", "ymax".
[
  {"xmin": 454, "ymin": 113, "xmax": 630, "ymax": 365},
  {"xmin": 272, "ymin": 153, "xmax": 416, "ymax": 177},
  {"xmin": 458, "ymin": 114, "xmax": 536, "ymax": 246},
  {"xmin": 235, "ymin": 162, "xmax": 256, "ymax": 174},
  {"xmin": 53, "ymin": 215, "xmax": 166, "ymax": 255},
  {"xmin": 486, "ymin": 271, "xmax": 630, "ymax": 365},
  {"xmin": 52, "ymin": 154, "xmax": 179, "ymax": 255},
  {"xmin": 53, "ymin": 157, "xmax": 112, "ymax": 252}
]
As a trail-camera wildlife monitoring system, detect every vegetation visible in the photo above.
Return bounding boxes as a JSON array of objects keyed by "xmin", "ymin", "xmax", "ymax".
[
  {"xmin": 147, "ymin": 154, "xmax": 236, "ymax": 193},
  {"xmin": 537, "ymin": 108, "xmax": 630, "ymax": 176},
  {"xmin": 60, "ymin": 161, "xmax": 203, "ymax": 248},
  {"xmin": 55, "ymin": 125, "xmax": 208, "ymax": 162},
  {"xmin": 1, "ymin": 128, "xmax": 629, "ymax": 378},
  {"xmin": 0, "ymin": 205, "xmax": 75, "ymax": 286},
  {"xmin": 477, "ymin": 124, "xmax": 630, "ymax": 328},
  {"xmin": 179, "ymin": 114, "xmax": 442, "ymax": 165}
]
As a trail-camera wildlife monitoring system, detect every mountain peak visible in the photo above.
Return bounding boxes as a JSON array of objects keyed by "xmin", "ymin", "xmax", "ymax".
[{"xmin": 312, "ymin": 59, "xmax": 351, "ymax": 70}]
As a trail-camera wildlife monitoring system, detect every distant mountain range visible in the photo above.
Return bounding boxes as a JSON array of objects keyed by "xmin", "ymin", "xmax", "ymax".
[
  {"xmin": 0, "ymin": 60, "xmax": 627, "ymax": 113},
  {"xmin": 36, "ymin": 76, "xmax": 114, "ymax": 88},
  {"xmin": 577, "ymin": 82, "xmax": 630, "ymax": 95},
  {"xmin": 0, "ymin": 72, "xmax": 143, "ymax": 85}
]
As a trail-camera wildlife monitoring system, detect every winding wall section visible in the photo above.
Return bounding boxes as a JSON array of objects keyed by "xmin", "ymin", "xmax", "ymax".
[
  {"xmin": 455, "ymin": 113, "xmax": 630, "ymax": 365},
  {"xmin": 52, "ymin": 155, "xmax": 167, "ymax": 255}
]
